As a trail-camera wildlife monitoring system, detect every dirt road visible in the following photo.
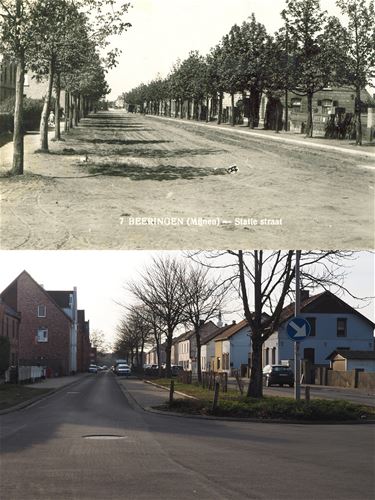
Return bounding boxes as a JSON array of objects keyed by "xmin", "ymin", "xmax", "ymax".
[{"xmin": 0, "ymin": 111, "xmax": 373, "ymax": 249}]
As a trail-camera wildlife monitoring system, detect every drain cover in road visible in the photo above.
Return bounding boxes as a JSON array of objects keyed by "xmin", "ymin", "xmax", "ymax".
[{"xmin": 83, "ymin": 435, "xmax": 127, "ymax": 440}]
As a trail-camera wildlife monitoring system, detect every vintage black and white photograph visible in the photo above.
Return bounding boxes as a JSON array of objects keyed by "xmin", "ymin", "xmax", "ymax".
[{"xmin": 0, "ymin": 0, "xmax": 374, "ymax": 249}]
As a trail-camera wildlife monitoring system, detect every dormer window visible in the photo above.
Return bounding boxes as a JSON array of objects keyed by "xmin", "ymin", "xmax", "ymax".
[{"xmin": 37, "ymin": 305, "xmax": 46, "ymax": 317}]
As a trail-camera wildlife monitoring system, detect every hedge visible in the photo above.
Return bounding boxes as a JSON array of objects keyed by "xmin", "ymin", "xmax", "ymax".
[{"xmin": 0, "ymin": 96, "xmax": 45, "ymax": 132}]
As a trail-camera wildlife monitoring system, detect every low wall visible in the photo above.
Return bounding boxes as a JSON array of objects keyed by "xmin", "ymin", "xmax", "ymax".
[
  {"xmin": 315, "ymin": 367, "xmax": 375, "ymax": 390},
  {"xmin": 5, "ymin": 365, "xmax": 45, "ymax": 383}
]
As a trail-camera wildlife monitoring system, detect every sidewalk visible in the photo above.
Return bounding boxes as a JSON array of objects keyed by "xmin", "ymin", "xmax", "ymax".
[
  {"xmin": 0, "ymin": 373, "xmax": 89, "ymax": 415},
  {"xmin": 116, "ymin": 377, "xmax": 189, "ymax": 411},
  {"xmin": 24, "ymin": 372, "xmax": 89, "ymax": 390},
  {"xmin": 146, "ymin": 114, "xmax": 375, "ymax": 159}
]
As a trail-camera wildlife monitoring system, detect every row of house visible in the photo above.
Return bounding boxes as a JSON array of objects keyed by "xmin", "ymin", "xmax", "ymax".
[
  {"xmin": 0, "ymin": 271, "xmax": 94, "ymax": 377},
  {"xmin": 129, "ymin": 85, "xmax": 375, "ymax": 140},
  {"xmin": 146, "ymin": 290, "xmax": 375, "ymax": 375}
]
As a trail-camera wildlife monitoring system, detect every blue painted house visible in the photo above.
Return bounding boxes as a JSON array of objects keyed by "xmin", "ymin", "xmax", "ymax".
[{"xmin": 263, "ymin": 291, "xmax": 375, "ymax": 367}]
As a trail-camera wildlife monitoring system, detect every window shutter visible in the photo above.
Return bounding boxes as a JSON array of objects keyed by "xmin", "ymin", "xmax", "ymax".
[
  {"xmin": 317, "ymin": 100, "xmax": 322, "ymax": 106},
  {"xmin": 333, "ymin": 100, "xmax": 338, "ymax": 107}
]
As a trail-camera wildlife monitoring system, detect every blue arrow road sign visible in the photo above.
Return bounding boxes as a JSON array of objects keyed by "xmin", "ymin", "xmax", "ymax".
[{"xmin": 287, "ymin": 317, "xmax": 311, "ymax": 341}]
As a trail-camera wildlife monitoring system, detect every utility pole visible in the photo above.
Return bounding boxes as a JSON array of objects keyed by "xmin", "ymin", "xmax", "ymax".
[{"xmin": 294, "ymin": 250, "xmax": 301, "ymax": 400}]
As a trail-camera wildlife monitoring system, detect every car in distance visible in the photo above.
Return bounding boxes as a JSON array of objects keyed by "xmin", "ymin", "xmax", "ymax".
[
  {"xmin": 88, "ymin": 364, "xmax": 98, "ymax": 373},
  {"xmin": 263, "ymin": 364, "xmax": 294, "ymax": 387},
  {"xmin": 116, "ymin": 364, "xmax": 131, "ymax": 376}
]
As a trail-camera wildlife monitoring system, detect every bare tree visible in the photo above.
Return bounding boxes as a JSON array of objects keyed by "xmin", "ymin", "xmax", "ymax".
[
  {"xmin": 128, "ymin": 256, "xmax": 187, "ymax": 378},
  {"xmin": 192, "ymin": 251, "xmax": 369, "ymax": 398},
  {"xmin": 182, "ymin": 263, "xmax": 230, "ymax": 383}
]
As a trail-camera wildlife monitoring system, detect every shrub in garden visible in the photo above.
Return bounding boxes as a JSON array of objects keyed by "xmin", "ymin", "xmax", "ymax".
[{"xmin": 0, "ymin": 96, "xmax": 46, "ymax": 132}]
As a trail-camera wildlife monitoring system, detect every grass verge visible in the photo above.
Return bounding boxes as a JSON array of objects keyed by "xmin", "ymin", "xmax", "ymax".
[
  {"xmin": 0, "ymin": 384, "xmax": 52, "ymax": 410},
  {"xmin": 148, "ymin": 378, "xmax": 374, "ymax": 422}
]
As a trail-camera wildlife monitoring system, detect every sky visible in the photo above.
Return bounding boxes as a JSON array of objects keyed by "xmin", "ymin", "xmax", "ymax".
[
  {"xmin": 0, "ymin": 250, "xmax": 373, "ymax": 349},
  {"xmin": 106, "ymin": 0, "xmax": 342, "ymax": 99}
]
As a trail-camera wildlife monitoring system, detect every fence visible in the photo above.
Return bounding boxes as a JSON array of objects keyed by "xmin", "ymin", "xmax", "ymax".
[
  {"xmin": 314, "ymin": 367, "xmax": 375, "ymax": 390},
  {"xmin": 4, "ymin": 365, "xmax": 45, "ymax": 384}
]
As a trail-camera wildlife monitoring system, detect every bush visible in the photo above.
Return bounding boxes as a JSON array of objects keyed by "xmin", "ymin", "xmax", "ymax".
[
  {"xmin": 164, "ymin": 395, "xmax": 370, "ymax": 422},
  {"xmin": 0, "ymin": 96, "xmax": 46, "ymax": 132},
  {"xmin": 0, "ymin": 113, "xmax": 13, "ymax": 133},
  {"xmin": 0, "ymin": 337, "xmax": 10, "ymax": 376}
]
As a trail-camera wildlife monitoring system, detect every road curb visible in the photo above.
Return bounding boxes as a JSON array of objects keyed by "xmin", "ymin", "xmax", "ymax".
[
  {"xmin": 117, "ymin": 378, "xmax": 374, "ymax": 425},
  {"xmin": 0, "ymin": 374, "xmax": 90, "ymax": 415},
  {"xmin": 145, "ymin": 114, "xmax": 375, "ymax": 159}
]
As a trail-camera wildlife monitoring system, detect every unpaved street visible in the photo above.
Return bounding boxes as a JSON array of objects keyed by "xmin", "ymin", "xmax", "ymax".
[{"xmin": 0, "ymin": 111, "xmax": 373, "ymax": 249}]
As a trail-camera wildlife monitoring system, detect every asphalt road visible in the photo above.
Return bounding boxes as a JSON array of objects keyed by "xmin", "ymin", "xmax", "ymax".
[{"xmin": 0, "ymin": 372, "xmax": 374, "ymax": 500}]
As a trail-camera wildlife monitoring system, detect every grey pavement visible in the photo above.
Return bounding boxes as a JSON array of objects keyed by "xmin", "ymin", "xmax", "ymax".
[
  {"xmin": 1, "ymin": 371, "xmax": 374, "ymax": 500},
  {"xmin": 0, "ymin": 373, "xmax": 90, "ymax": 415},
  {"xmin": 116, "ymin": 376, "xmax": 180, "ymax": 410},
  {"xmin": 24, "ymin": 372, "xmax": 90, "ymax": 390},
  {"xmin": 147, "ymin": 114, "xmax": 375, "ymax": 158}
]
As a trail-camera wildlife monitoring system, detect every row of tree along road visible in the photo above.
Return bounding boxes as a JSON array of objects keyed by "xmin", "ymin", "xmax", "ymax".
[
  {"xmin": 124, "ymin": 0, "xmax": 375, "ymax": 145},
  {"xmin": 0, "ymin": 0, "xmax": 132, "ymax": 175},
  {"xmin": 114, "ymin": 251, "xmax": 366, "ymax": 399}
]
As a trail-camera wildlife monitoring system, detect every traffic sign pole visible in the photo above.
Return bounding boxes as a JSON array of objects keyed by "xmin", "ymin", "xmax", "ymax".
[{"xmin": 294, "ymin": 250, "xmax": 301, "ymax": 400}]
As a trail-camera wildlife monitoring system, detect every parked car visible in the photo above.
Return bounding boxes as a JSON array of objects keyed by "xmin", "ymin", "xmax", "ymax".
[
  {"xmin": 263, "ymin": 364, "xmax": 294, "ymax": 387},
  {"xmin": 116, "ymin": 364, "xmax": 131, "ymax": 376},
  {"xmin": 171, "ymin": 365, "xmax": 183, "ymax": 376},
  {"xmin": 88, "ymin": 364, "xmax": 98, "ymax": 373}
]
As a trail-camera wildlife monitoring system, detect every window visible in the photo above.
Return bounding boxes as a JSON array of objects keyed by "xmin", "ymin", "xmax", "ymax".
[
  {"xmin": 37, "ymin": 305, "xmax": 46, "ymax": 317},
  {"xmin": 217, "ymin": 357, "xmax": 221, "ymax": 370},
  {"xmin": 265, "ymin": 348, "xmax": 269, "ymax": 365},
  {"xmin": 306, "ymin": 317, "xmax": 316, "ymax": 337},
  {"xmin": 321, "ymin": 99, "xmax": 333, "ymax": 114},
  {"xmin": 337, "ymin": 318, "xmax": 347, "ymax": 337},
  {"xmin": 37, "ymin": 328, "xmax": 48, "ymax": 342},
  {"xmin": 291, "ymin": 98, "xmax": 302, "ymax": 112},
  {"xmin": 271, "ymin": 347, "xmax": 276, "ymax": 364}
]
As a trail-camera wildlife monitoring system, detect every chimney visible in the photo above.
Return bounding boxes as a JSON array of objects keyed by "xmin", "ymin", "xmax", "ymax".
[
  {"xmin": 232, "ymin": 320, "xmax": 236, "ymax": 325},
  {"xmin": 217, "ymin": 311, "xmax": 223, "ymax": 328},
  {"xmin": 301, "ymin": 290, "xmax": 310, "ymax": 302},
  {"xmin": 199, "ymin": 319, "xmax": 205, "ymax": 327}
]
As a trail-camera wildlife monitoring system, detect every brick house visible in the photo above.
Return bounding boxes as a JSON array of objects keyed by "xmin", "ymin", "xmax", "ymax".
[
  {"xmin": 0, "ymin": 298, "xmax": 21, "ymax": 367},
  {"xmin": 77, "ymin": 310, "xmax": 91, "ymax": 372},
  {"xmin": 1, "ymin": 271, "xmax": 74, "ymax": 376},
  {"xmin": 46, "ymin": 289, "xmax": 78, "ymax": 373}
]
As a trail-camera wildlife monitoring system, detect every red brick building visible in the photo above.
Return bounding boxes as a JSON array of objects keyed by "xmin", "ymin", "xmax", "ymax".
[
  {"xmin": 0, "ymin": 298, "xmax": 21, "ymax": 367},
  {"xmin": 1, "ymin": 271, "xmax": 73, "ymax": 376},
  {"xmin": 77, "ymin": 310, "xmax": 91, "ymax": 372}
]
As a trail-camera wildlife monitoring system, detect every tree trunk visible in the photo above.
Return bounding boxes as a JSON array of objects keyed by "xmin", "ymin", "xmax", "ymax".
[
  {"xmin": 54, "ymin": 73, "xmax": 61, "ymax": 141},
  {"xmin": 247, "ymin": 340, "xmax": 263, "ymax": 398},
  {"xmin": 64, "ymin": 91, "xmax": 69, "ymax": 132},
  {"xmin": 306, "ymin": 90, "xmax": 313, "ymax": 138},
  {"xmin": 73, "ymin": 95, "xmax": 78, "ymax": 126},
  {"xmin": 284, "ymin": 89, "xmax": 289, "ymax": 132},
  {"xmin": 69, "ymin": 94, "xmax": 74, "ymax": 129},
  {"xmin": 231, "ymin": 93, "xmax": 235, "ymax": 126},
  {"xmin": 275, "ymin": 100, "xmax": 280, "ymax": 134},
  {"xmin": 355, "ymin": 87, "xmax": 362, "ymax": 146},
  {"xmin": 11, "ymin": 54, "xmax": 25, "ymax": 175},
  {"xmin": 39, "ymin": 60, "xmax": 54, "ymax": 151},
  {"xmin": 165, "ymin": 334, "xmax": 172, "ymax": 378},
  {"xmin": 206, "ymin": 95, "xmax": 210, "ymax": 123},
  {"xmin": 218, "ymin": 92, "xmax": 223, "ymax": 125}
]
